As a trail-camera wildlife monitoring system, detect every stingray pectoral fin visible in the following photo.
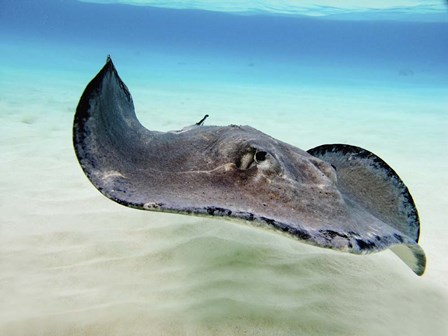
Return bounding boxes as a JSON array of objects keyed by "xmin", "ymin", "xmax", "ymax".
[
  {"xmin": 73, "ymin": 56, "xmax": 156, "ymax": 206},
  {"xmin": 308, "ymin": 144, "xmax": 426, "ymax": 275}
]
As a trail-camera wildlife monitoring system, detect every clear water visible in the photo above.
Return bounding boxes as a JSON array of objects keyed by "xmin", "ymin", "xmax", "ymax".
[{"xmin": 1, "ymin": 1, "xmax": 448, "ymax": 335}]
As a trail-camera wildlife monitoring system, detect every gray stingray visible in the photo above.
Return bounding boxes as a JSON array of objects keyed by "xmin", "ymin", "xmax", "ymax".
[{"xmin": 73, "ymin": 57, "xmax": 426, "ymax": 275}]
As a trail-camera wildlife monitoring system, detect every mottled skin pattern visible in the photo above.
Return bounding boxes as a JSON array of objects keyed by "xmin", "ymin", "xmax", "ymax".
[{"xmin": 73, "ymin": 57, "xmax": 426, "ymax": 275}]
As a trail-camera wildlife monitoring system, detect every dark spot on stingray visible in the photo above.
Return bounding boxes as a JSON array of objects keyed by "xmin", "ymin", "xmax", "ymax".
[
  {"xmin": 394, "ymin": 233, "xmax": 404, "ymax": 243},
  {"xmin": 320, "ymin": 230, "xmax": 348, "ymax": 240},
  {"xmin": 260, "ymin": 217, "xmax": 275, "ymax": 226},
  {"xmin": 356, "ymin": 239, "xmax": 377, "ymax": 250},
  {"xmin": 206, "ymin": 206, "xmax": 231, "ymax": 217},
  {"xmin": 291, "ymin": 228, "xmax": 312, "ymax": 241}
]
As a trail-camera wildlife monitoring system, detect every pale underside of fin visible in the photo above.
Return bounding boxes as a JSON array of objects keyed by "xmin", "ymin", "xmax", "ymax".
[{"xmin": 390, "ymin": 244, "xmax": 426, "ymax": 276}]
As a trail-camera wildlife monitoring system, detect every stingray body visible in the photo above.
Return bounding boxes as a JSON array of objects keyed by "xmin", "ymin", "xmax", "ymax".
[{"xmin": 73, "ymin": 57, "xmax": 426, "ymax": 275}]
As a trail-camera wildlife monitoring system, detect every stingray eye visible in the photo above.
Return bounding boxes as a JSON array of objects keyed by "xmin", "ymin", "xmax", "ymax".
[
  {"xmin": 254, "ymin": 150, "xmax": 281, "ymax": 175},
  {"xmin": 255, "ymin": 151, "xmax": 267, "ymax": 163},
  {"xmin": 236, "ymin": 149, "xmax": 272, "ymax": 170}
]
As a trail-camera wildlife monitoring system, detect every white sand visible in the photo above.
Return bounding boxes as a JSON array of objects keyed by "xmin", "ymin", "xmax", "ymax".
[{"xmin": 1, "ymin": 46, "xmax": 448, "ymax": 335}]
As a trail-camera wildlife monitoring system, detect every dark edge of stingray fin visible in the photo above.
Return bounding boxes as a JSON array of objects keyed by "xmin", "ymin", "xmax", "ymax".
[{"xmin": 308, "ymin": 144, "xmax": 426, "ymax": 276}]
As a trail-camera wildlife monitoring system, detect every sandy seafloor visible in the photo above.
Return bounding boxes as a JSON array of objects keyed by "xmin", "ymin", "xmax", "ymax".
[{"xmin": 1, "ymin": 1, "xmax": 448, "ymax": 335}]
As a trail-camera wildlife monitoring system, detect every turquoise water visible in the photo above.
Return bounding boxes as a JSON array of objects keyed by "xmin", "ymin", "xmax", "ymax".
[{"xmin": 1, "ymin": 1, "xmax": 448, "ymax": 335}]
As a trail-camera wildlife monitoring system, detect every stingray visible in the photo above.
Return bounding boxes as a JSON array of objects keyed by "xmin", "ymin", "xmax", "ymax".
[{"xmin": 73, "ymin": 57, "xmax": 426, "ymax": 276}]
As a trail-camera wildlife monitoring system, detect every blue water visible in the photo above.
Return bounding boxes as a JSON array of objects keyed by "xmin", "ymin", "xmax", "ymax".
[
  {"xmin": 2, "ymin": 0, "xmax": 448, "ymax": 88},
  {"xmin": 1, "ymin": 1, "xmax": 448, "ymax": 335}
]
